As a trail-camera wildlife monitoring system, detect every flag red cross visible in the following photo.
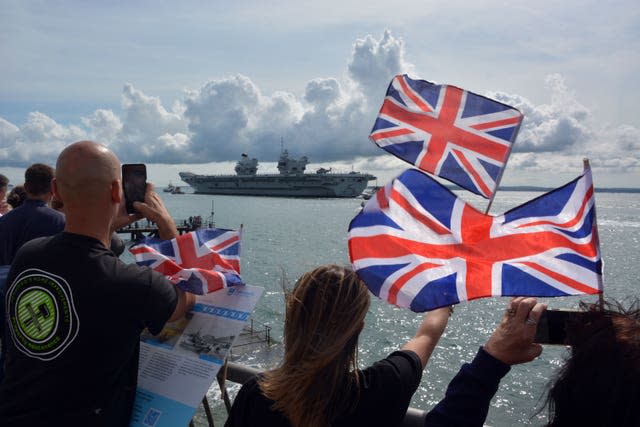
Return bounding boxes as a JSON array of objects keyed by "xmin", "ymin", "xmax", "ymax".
[
  {"xmin": 156, "ymin": 233, "xmax": 240, "ymax": 275},
  {"xmin": 354, "ymin": 186, "xmax": 598, "ymax": 304},
  {"xmin": 375, "ymin": 80, "xmax": 520, "ymax": 196}
]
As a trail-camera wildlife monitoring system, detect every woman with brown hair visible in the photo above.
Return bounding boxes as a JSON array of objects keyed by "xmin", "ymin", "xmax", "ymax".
[
  {"xmin": 226, "ymin": 264, "xmax": 450, "ymax": 427},
  {"xmin": 6, "ymin": 185, "xmax": 27, "ymax": 209},
  {"xmin": 226, "ymin": 264, "xmax": 545, "ymax": 427}
]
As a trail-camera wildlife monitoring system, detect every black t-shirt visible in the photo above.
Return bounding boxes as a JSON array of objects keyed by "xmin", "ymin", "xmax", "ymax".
[
  {"xmin": 224, "ymin": 350, "xmax": 422, "ymax": 427},
  {"xmin": 0, "ymin": 232, "xmax": 178, "ymax": 427}
]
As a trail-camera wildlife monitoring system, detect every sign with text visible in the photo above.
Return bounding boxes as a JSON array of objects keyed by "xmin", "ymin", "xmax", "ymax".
[{"xmin": 129, "ymin": 285, "xmax": 264, "ymax": 427}]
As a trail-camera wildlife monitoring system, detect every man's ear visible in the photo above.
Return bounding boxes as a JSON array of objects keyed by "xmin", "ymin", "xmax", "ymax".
[
  {"xmin": 111, "ymin": 179, "xmax": 123, "ymax": 203},
  {"xmin": 52, "ymin": 178, "xmax": 61, "ymax": 202}
]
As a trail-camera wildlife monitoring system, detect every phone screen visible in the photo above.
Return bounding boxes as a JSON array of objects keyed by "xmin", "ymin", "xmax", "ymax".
[
  {"xmin": 122, "ymin": 164, "xmax": 147, "ymax": 214},
  {"xmin": 534, "ymin": 309, "xmax": 585, "ymax": 345}
]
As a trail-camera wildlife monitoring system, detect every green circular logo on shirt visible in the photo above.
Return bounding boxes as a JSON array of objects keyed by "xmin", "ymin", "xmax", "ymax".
[
  {"xmin": 6, "ymin": 269, "xmax": 79, "ymax": 361},
  {"xmin": 16, "ymin": 288, "xmax": 57, "ymax": 341}
]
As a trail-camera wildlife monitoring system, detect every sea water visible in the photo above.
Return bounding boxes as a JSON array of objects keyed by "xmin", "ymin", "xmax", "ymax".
[{"xmin": 142, "ymin": 190, "xmax": 640, "ymax": 426}]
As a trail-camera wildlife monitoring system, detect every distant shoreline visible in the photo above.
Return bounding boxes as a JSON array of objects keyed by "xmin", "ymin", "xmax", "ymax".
[
  {"xmin": 436, "ymin": 185, "xmax": 640, "ymax": 194},
  {"xmin": 497, "ymin": 186, "xmax": 640, "ymax": 194}
]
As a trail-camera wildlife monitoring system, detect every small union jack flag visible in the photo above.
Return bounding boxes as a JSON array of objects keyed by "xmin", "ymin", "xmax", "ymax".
[
  {"xmin": 370, "ymin": 75, "xmax": 523, "ymax": 198},
  {"xmin": 348, "ymin": 169, "xmax": 602, "ymax": 312},
  {"xmin": 130, "ymin": 228, "xmax": 243, "ymax": 294}
]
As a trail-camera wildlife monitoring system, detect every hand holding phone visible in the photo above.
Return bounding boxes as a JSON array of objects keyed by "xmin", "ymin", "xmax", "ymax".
[
  {"xmin": 122, "ymin": 164, "xmax": 147, "ymax": 214},
  {"xmin": 534, "ymin": 309, "xmax": 586, "ymax": 345},
  {"xmin": 484, "ymin": 297, "xmax": 546, "ymax": 365}
]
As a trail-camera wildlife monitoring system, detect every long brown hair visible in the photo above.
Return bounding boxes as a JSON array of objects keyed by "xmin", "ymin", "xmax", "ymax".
[{"xmin": 259, "ymin": 265, "xmax": 371, "ymax": 427}]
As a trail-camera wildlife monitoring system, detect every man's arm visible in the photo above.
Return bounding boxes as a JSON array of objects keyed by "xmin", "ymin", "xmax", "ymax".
[
  {"xmin": 132, "ymin": 183, "xmax": 192, "ymax": 320},
  {"xmin": 168, "ymin": 289, "xmax": 196, "ymax": 322}
]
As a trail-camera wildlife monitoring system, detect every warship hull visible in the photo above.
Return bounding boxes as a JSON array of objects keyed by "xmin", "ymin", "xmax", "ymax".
[{"xmin": 179, "ymin": 172, "xmax": 374, "ymax": 198}]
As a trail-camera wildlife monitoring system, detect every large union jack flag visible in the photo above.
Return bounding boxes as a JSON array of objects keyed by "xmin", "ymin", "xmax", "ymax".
[
  {"xmin": 130, "ymin": 228, "xmax": 244, "ymax": 295},
  {"xmin": 370, "ymin": 75, "xmax": 523, "ymax": 198},
  {"xmin": 348, "ymin": 169, "xmax": 602, "ymax": 312}
]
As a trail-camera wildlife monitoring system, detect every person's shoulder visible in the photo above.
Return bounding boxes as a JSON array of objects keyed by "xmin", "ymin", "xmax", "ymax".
[
  {"xmin": 234, "ymin": 374, "xmax": 270, "ymax": 405},
  {"xmin": 226, "ymin": 375, "xmax": 281, "ymax": 427},
  {"xmin": 366, "ymin": 350, "xmax": 422, "ymax": 372},
  {"xmin": 18, "ymin": 234, "xmax": 56, "ymax": 251},
  {"xmin": 241, "ymin": 375, "xmax": 261, "ymax": 390},
  {"xmin": 359, "ymin": 350, "xmax": 423, "ymax": 392},
  {"xmin": 233, "ymin": 375, "xmax": 279, "ymax": 417},
  {"xmin": 11, "ymin": 235, "xmax": 57, "ymax": 264},
  {"xmin": 50, "ymin": 206, "xmax": 65, "ymax": 219},
  {"xmin": 0, "ymin": 205, "xmax": 21, "ymax": 222},
  {"xmin": 37, "ymin": 205, "xmax": 65, "ymax": 221},
  {"xmin": 109, "ymin": 258, "xmax": 171, "ymax": 288}
]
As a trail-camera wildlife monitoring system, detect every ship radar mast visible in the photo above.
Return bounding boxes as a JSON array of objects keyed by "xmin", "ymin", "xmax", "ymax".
[{"xmin": 277, "ymin": 138, "xmax": 308, "ymax": 176}]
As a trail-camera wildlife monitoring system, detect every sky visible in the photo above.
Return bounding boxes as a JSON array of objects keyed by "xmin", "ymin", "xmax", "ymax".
[{"xmin": 1, "ymin": 0, "xmax": 639, "ymax": 188}]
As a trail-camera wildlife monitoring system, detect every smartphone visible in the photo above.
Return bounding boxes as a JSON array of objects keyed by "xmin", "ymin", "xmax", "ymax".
[
  {"xmin": 122, "ymin": 164, "xmax": 147, "ymax": 214},
  {"xmin": 534, "ymin": 309, "xmax": 586, "ymax": 345}
]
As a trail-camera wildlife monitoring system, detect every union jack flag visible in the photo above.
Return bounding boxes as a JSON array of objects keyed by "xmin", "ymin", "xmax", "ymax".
[
  {"xmin": 348, "ymin": 169, "xmax": 602, "ymax": 312},
  {"xmin": 370, "ymin": 75, "xmax": 523, "ymax": 198},
  {"xmin": 130, "ymin": 228, "xmax": 244, "ymax": 295}
]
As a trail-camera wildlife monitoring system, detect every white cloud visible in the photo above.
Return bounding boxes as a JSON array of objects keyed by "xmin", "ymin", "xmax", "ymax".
[
  {"xmin": 0, "ymin": 30, "xmax": 637, "ymax": 186},
  {"xmin": 0, "ymin": 118, "xmax": 20, "ymax": 148},
  {"xmin": 348, "ymin": 29, "xmax": 413, "ymax": 105},
  {"xmin": 304, "ymin": 78, "xmax": 341, "ymax": 110},
  {"xmin": 113, "ymin": 84, "xmax": 190, "ymax": 162},
  {"xmin": 0, "ymin": 112, "xmax": 86, "ymax": 166},
  {"xmin": 485, "ymin": 74, "xmax": 639, "ymax": 178},
  {"xmin": 488, "ymin": 74, "xmax": 592, "ymax": 153},
  {"xmin": 184, "ymin": 75, "xmax": 274, "ymax": 160},
  {"xmin": 81, "ymin": 109, "xmax": 122, "ymax": 145}
]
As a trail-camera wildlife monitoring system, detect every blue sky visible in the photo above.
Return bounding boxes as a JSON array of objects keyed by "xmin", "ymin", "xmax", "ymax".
[{"xmin": 1, "ymin": 0, "xmax": 639, "ymax": 188}]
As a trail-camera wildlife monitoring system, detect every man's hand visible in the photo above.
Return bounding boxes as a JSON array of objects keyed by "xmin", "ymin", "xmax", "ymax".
[
  {"xmin": 484, "ymin": 297, "xmax": 546, "ymax": 365},
  {"xmin": 133, "ymin": 183, "xmax": 178, "ymax": 240},
  {"xmin": 111, "ymin": 205, "xmax": 142, "ymax": 232}
]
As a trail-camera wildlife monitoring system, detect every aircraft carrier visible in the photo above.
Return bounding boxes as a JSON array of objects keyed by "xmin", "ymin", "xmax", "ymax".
[{"xmin": 179, "ymin": 150, "xmax": 376, "ymax": 198}]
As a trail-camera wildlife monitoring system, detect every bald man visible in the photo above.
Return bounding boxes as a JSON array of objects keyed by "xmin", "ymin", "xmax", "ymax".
[{"xmin": 0, "ymin": 141, "xmax": 195, "ymax": 427}]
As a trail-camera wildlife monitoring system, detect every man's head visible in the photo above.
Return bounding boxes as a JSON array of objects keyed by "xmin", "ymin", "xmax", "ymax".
[
  {"xmin": 54, "ymin": 141, "xmax": 123, "ymax": 228},
  {"xmin": 24, "ymin": 164, "xmax": 55, "ymax": 200}
]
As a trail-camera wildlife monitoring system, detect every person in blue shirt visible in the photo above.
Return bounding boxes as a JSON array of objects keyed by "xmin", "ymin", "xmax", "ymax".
[{"xmin": 0, "ymin": 163, "xmax": 65, "ymax": 265}]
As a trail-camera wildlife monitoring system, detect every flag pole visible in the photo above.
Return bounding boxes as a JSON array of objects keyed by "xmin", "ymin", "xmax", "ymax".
[
  {"xmin": 484, "ymin": 176, "xmax": 500, "ymax": 214},
  {"xmin": 484, "ymin": 120, "xmax": 522, "ymax": 215},
  {"xmin": 583, "ymin": 158, "xmax": 605, "ymax": 309}
]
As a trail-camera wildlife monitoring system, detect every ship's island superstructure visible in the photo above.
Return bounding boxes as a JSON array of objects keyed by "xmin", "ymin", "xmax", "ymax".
[{"xmin": 179, "ymin": 150, "xmax": 376, "ymax": 198}]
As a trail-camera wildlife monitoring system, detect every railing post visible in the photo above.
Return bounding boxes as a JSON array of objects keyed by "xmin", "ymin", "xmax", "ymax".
[{"xmin": 202, "ymin": 396, "xmax": 215, "ymax": 427}]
